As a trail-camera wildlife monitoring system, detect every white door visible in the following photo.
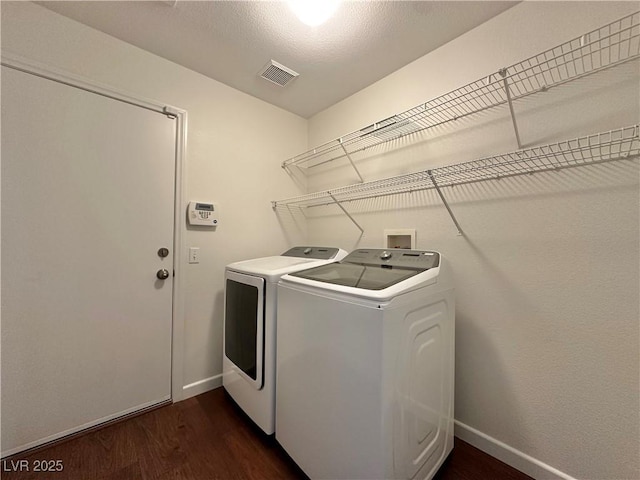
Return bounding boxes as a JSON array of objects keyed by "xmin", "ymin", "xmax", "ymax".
[{"xmin": 1, "ymin": 66, "xmax": 176, "ymax": 456}]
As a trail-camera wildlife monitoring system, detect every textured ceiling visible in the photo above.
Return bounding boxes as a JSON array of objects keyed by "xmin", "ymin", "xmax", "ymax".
[{"xmin": 37, "ymin": 1, "xmax": 518, "ymax": 118}]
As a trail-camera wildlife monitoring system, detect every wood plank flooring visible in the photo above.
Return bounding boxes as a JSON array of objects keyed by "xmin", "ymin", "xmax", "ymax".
[{"xmin": 2, "ymin": 388, "xmax": 532, "ymax": 480}]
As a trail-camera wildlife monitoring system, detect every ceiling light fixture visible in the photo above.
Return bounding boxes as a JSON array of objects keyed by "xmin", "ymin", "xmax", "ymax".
[{"xmin": 288, "ymin": 0, "xmax": 341, "ymax": 27}]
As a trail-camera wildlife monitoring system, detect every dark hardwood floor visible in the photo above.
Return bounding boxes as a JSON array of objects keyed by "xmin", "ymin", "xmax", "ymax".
[{"xmin": 3, "ymin": 388, "xmax": 532, "ymax": 480}]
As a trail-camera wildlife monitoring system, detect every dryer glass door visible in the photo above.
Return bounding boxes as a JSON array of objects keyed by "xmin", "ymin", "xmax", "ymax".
[{"xmin": 224, "ymin": 270, "xmax": 265, "ymax": 389}]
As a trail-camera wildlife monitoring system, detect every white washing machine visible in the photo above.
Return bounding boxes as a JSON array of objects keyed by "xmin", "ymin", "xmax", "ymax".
[
  {"xmin": 222, "ymin": 246, "xmax": 347, "ymax": 435},
  {"xmin": 276, "ymin": 248, "xmax": 455, "ymax": 480}
]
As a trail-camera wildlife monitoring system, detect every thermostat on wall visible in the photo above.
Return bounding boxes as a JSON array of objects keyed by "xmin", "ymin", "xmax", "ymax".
[{"xmin": 188, "ymin": 201, "xmax": 219, "ymax": 226}]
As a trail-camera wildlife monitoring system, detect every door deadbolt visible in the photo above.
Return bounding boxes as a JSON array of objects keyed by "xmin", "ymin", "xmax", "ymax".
[
  {"xmin": 158, "ymin": 247, "xmax": 170, "ymax": 258},
  {"xmin": 156, "ymin": 269, "xmax": 170, "ymax": 280}
]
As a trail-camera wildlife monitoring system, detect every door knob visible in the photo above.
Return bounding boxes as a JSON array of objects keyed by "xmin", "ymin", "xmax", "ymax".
[{"xmin": 156, "ymin": 269, "xmax": 170, "ymax": 280}]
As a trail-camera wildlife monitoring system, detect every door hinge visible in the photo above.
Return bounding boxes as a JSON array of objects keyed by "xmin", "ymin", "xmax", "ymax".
[{"xmin": 163, "ymin": 106, "xmax": 179, "ymax": 119}]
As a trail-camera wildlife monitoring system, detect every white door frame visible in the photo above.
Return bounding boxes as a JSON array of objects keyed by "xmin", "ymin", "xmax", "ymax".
[{"xmin": 0, "ymin": 52, "xmax": 188, "ymax": 403}]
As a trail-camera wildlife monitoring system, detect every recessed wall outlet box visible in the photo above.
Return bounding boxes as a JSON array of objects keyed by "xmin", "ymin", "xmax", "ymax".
[
  {"xmin": 188, "ymin": 201, "xmax": 218, "ymax": 226},
  {"xmin": 384, "ymin": 229, "xmax": 416, "ymax": 249}
]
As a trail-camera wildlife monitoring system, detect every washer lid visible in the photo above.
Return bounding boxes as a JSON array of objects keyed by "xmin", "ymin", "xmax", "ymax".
[
  {"xmin": 287, "ymin": 249, "xmax": 440, "ymax": 290},
  {"xmin": 289, "ymin": 262, "xmax": 420, "ymax": 290}
]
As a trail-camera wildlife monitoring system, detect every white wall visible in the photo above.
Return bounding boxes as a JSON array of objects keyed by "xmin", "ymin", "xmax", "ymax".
[
  {"xmin": 301, "ymin": 2, "xmax": 639, "ymax": 480},
  {"xmin": 1, "ymin": 1, "xmax": 307, "ymax": 397}
]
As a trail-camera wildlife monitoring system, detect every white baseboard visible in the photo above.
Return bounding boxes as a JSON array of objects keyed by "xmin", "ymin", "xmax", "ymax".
[
  {"xmin": 454, "ymin": 420, "xmax": 577, "ymax": 480},
  {"xmin": 181, "ymin": 374, "xmax": 223, "ymax": 400},
  {"xmin": 1, "ymin": 397, "xmax": 170, "ymax": 458}
]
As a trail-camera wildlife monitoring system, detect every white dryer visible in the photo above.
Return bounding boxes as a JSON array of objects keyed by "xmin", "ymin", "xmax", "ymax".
[
  {"xmin": 223, "ymin": 246, "xmax": 347, "ymax": 435},
  {"xmin": 276, "ymin": 248, "xmax": 455, "ymax": 480}
]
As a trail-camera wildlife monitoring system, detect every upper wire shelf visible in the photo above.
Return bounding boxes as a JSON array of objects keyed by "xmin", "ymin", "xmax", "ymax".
[
  {"xmin": 282, "ymin": 11, "xmax": 640, "ymax": 172},
  {"xmin": 272, "ymin": 125, "xmax": 640, "ymax": 209}
]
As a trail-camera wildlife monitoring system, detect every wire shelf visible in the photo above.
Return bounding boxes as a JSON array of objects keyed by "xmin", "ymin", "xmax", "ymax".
[
  {"xmin": 272, "ymin": 125, "xmax": 640, "ymax": 209},
  {"xmin": 282, "ymin": 11, "xmax": 640, "ymax": 172}
]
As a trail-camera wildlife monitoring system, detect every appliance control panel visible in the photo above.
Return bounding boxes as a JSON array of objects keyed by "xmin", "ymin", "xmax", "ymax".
[
  {"xmin": 188, "ymin": 201, "xmax": 218, "ymax": 226},
  {"xmin": 281, "ymin": 246, "xmax": 341, "ymax": 260},
  {"xmin": 344, "ymin": 249, "xmax": 440, "ymax": 270}
]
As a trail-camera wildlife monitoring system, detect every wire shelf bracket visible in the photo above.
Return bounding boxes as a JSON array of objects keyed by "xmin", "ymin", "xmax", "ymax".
[
  {"xmin": 499, "ymin": 68, "xmax": 523, "ymax": 149},
  {"xmin": 428, "ymin": 170, "xmax": 464, "ymax": 236},
  {"xmin": 328, "ymin": 191, "xmax": 364, "ymax": 234},
  {"xmin": 339, "ymin": 139, "xmax": 364, "ymax": 183}
]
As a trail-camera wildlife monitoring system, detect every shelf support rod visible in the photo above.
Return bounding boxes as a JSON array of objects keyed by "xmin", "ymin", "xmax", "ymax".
[
  {"xmin": 339, "ymin": 139, "xmax": 364, "ymax": 183},
  {"xmin": 427, "ymin": 170, "xmax": 464, "ymax": 236},
  {"xmin": 328, "ymin": 191, "xmax": 364, "ymax": 234},
  {"xmin": 499, "ymin": 68, "xmax": 523, "ymax": 149}
]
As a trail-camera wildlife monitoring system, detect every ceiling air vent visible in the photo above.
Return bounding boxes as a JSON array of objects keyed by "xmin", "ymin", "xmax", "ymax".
[{"xmin": 259, "ymin": 60, "xmax": 299, "ymax": 87}]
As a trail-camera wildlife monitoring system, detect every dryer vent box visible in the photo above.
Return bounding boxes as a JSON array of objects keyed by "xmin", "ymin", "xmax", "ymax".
[{"xmin": 384, "ymin": 229, "xmax": 416, "ymax": 249}]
